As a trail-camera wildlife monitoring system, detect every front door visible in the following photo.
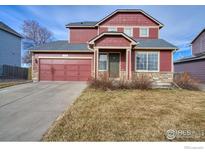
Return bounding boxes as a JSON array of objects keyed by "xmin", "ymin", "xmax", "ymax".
[{"xmin": 109, "ymin": 53, "xmax": 120, "ymax": 78}]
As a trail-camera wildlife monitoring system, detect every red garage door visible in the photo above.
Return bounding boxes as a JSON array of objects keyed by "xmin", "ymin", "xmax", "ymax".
[{"xmin": 39, "ymin": 59, "xmax": 91, "ymax": 81}]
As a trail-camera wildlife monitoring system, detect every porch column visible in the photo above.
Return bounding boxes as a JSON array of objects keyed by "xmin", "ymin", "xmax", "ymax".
[
  {"xmin": 96, "ymin": 48, "xmax": 99, "ymax": 79},
  {"xmin": 126, "ymin": 48, "xmax": 132, "ymax": 80},
  {"xmin": 126, "ymin": 49, "xmax": 129, "ymax": 80},
  {"xmin": 129, "ymin": 48, "xmax": 132, "ymax": 80}
]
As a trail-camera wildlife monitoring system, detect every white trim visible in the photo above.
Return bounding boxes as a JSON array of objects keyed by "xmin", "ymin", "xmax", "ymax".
[
  {"xmin": 135, "ymin": 51, "xmax": 160, "ymax": 72},
  {"xmin": 88, "ymin": 32, "xmax": 137, "ymax": 45},
  {"xmin": 99, "ymin": 25, "xmax": 160, "ymax": 28},
  {"xmin": 31, "ymin": 50, "xmax": 92, "ymax": 53},
  {"xmin": 96, "ymin": 49, "xmax": 99, "ymax": 78},
  {"xmin": 95, "ymin": 46, "xmax": 131, "ymax": 49},
  {"xmin": 134, "ymin": 47, "xmax": 178, "ymax": 50},
  {"xmin": 139, "ymin": 27, "xmax": 149, "ymax": 37},
  {"xmin": 126, "ymin": 49, "xmax": 128, "ymax": 80},
  {"xmin": 38, "ymin": 56, "xmax": 93, "ymax": 59}
]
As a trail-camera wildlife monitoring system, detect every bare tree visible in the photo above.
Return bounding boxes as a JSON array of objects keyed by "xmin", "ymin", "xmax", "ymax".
[{"xmin": 22, "ymin": 20, "xmax": 54, "ymax": 65}]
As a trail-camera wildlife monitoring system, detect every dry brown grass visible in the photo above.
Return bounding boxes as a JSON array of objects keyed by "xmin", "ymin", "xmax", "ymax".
[
  {"xmin": 0, "ymin": 80, "xmax": 30, "ymax": 89},
  {"xmin": 43, "ymin": 88, "xmax": 205, "ymax": 141}
]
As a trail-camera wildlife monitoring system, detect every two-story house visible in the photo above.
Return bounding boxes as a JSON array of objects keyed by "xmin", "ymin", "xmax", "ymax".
[
  {"xmin": 0, "ymin": 21, "xmax": 22, "ymax": 66},
  {"xmin": 174, "ymin": 28, "xmax": 205, "ymax": 83},
  {"xmin": 31, "ymin": 9, "xmax": 177, "ymax": 83}
]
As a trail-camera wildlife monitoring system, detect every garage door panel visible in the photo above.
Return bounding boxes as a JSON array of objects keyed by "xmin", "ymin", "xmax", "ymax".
[
  {"xmin": 79, "ymin": 65, "xmax": 91, "ymax": 71},
  {"xmin": 52, "ymin": 64, "xmax": 65, "ymax": 70},
  {"xmin": 40, "ymin": 64, "xmax": 52, "ymax": 70},
  {"xmin": 65, "ymin": 65, "xmax": 78, "ymax": 71},
  {"xmin": 39, "ymin": 58, "xmax": 91, "ymax": 81}
]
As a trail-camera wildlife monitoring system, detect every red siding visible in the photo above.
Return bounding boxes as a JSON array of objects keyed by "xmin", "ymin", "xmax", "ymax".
[
  {"xmin": 99, "ymin": 27, "xmax": 107, "ymax": 34},
  {"xmin": 95, "ymin": 35, "xmax": 131, "ymax": 47},
  {"xmin": 149, "ymin": 28, "xmax": 158, "ymax": 39},
  {"xmin": 121, "ymin": 51, "xmax": 126, "ymax": 71},
  {"xmin": 131, "ymin": 51, "xmax": 135, "ymax": 71},
  {"xmin": 160, "ymin": 51, "xmax": 172, "ymax": 72},
  {"xmin": 174, "ymin": 60, "xmax": 205, "ymax": 83},
  {"xmin": 118, "ymin": 27, "xmax": 124, "ymax": 33},
  {"xmin": 100, "ymin": 12, "xmax": 159, "ymax": 26},
  {"xmin": 70, "ymin": 28, "xmax": 97, "ymax": 43}
]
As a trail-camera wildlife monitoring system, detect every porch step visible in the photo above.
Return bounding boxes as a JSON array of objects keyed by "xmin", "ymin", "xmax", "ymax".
[{"xmin": 152, "ymin": 82, "xmax": 174, "ymax": 89}]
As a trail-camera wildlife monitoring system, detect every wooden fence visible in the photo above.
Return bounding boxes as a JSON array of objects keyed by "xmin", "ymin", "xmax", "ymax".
[{"xmin": 0, "ymin": 65, "xmax": 29, "ymax": 80}]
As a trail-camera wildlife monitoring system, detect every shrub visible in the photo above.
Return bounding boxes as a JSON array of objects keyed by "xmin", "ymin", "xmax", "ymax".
[
  {"xmin": 89, "ymin": 74, "xmax": 153, "ymax": 90},
  {"xmin": 131, "ymin": 74, "xmax": 153, "ymax": 90},
  {"xmin": 89, "ymin": 74, "xmax": 114, "ymax": 90},
  {"xmin": 174, "ymin": 72, "xmax": 200, "ymax": 90}
]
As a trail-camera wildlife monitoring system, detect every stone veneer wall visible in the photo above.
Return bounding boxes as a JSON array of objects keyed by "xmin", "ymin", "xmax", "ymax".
[
  {"xmin": 132, "ymin": 72, "xmax": 173, "ymax": 83},
  {"xmin": 32, "ymin": 54, "xmax": 38, "ymax": 82}
]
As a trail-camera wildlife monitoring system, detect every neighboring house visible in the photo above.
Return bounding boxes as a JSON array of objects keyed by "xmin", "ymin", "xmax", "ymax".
[
  {"xmin": 174, "ymin": 28, "xmax": 205, "ymax": 83},
  {"xmin": 0, "ymin": 21, "xmax": 23, "ymax": 66},
  {"xmin": 30, "ymin": 9, "xmax": 177, "ymax": 83}
]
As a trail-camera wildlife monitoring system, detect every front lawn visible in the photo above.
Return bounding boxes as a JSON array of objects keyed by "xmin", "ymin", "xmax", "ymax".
[{"xmin": 43, "ymin": 88, "xmax": 205, "ymax": 141}]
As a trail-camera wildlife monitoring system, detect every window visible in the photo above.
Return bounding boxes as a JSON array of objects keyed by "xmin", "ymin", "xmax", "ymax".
[
  {"xmin": 140, "ymin": 27, "xmax": 149, "ymax": 37},
  {"xmin": 136, "ymin": 52, "xmax": 159, "ymax": 72},
  {"xmin": 124, "ymin": 27, "xmax": 133, "ymax": 37},
  {"xmin": 99, "ymin": 53, "xmax": 108, "ymax": 71},
  {"xmin": 108, "ymin": 27, "xmax": 117, "ymax": 32}
]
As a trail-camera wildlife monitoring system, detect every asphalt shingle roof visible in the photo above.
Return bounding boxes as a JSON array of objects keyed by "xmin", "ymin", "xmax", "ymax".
[
  {"xmin": 135, "ymin": 39, "xmax": 177, "ymax": 49},
  {"xmin": 174, "ymin": 52, "xmax": 205, "ymax": 64},
  {"xmin": 0, "ymin": 21, "xmax": 23, "ymax": 38},
  {"xmin": 66, "ymin": 21, "xmax": 97, "ymax": 27},
  {"xmin": 30, "ymin": 40, "xmax": 89, "ymax": 51}
]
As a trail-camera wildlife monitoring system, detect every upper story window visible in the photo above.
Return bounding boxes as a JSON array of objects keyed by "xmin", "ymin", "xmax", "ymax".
[
  {"xmin": 108, "ymin": 27, "xmax": 117, "ymax": 32},
  {"xmin": 136, "ymin": 52, "xmax": 159, "ymax": 72},
  {"xmin": 124, "ymin": 27, "xmax": 133, "ymax": 37},
  {"xmin": 140, "ymin": 27, "xmax": 149, "ymax": 37}
]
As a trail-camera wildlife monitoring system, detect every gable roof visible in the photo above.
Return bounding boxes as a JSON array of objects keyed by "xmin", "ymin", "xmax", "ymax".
[
  {"xmin": 0, "ymin": 21, "xmax": 23, "ymax": 38},
  {"xmin": 29, "ymin": 40, "xmax": 90, "ymax": 52},
  {"xmin": 135, "ymin": 39, "xmax": 178, "ymax": 50},
  {"xmin": 191, "ymin": 28, "xmax": 205, "ymax": 44},
  {"xmin": 174, "ymin": 52, "xmax": 205, "ymax": 64},
  {"xmin": 88, "ymin": 32, "xmax": 138, "ymax": 45},
  {"xmin": 66, "ymin": 9, "xmax": 164, "ymax": 28},
  {"xmin": 96, "ymin": 9, "xmax": 164, "ymax": 28}
]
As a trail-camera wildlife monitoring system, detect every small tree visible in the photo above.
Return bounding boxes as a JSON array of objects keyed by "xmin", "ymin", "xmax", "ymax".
[{"xmin": 22, "ymin": 20, "xmax": 54, "ymax": 65}]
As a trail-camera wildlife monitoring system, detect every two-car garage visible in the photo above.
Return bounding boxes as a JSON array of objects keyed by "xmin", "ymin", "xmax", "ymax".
[
  {"xmin": 31, "ymin": 41, "xmax": 93, "ymax": 82},
  {"xmin": 39, "ymin": 58, "xmax": 92, "ymax": 81}
]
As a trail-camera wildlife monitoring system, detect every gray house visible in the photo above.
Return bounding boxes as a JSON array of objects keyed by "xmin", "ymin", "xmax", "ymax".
[
  {"xmin": 174, "ymin": 28, "xmax": 205, "ymax": 82},
  {"xmin": 0, "ymin": 21, "xmax": 23, "ymax": 66}
]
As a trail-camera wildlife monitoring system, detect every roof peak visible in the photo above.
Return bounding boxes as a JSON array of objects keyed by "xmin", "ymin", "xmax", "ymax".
[
  {"xmin": 0, "ymin": 21, "xmax": 23, "ymax": 38},
  {"xmin": 66, "ymin": 9, "xmax": 164, "ymax": 28}
]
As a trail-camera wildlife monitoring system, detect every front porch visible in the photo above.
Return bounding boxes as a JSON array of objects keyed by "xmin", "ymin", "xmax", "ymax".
[{"xmin": 95, "ymin": 48, "xmax": 132, "ymax": 80}]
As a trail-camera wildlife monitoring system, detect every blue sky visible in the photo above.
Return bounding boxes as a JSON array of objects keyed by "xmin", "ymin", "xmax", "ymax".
[{"xmin": 0, "ymin": 5, "xmax": 205, "ymax": 61}]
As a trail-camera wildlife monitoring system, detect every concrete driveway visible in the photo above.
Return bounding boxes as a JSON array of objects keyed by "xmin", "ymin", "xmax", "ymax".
[{"xmin": 0, "ymin": 81, "xmax": 88, "ymax": 141}]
